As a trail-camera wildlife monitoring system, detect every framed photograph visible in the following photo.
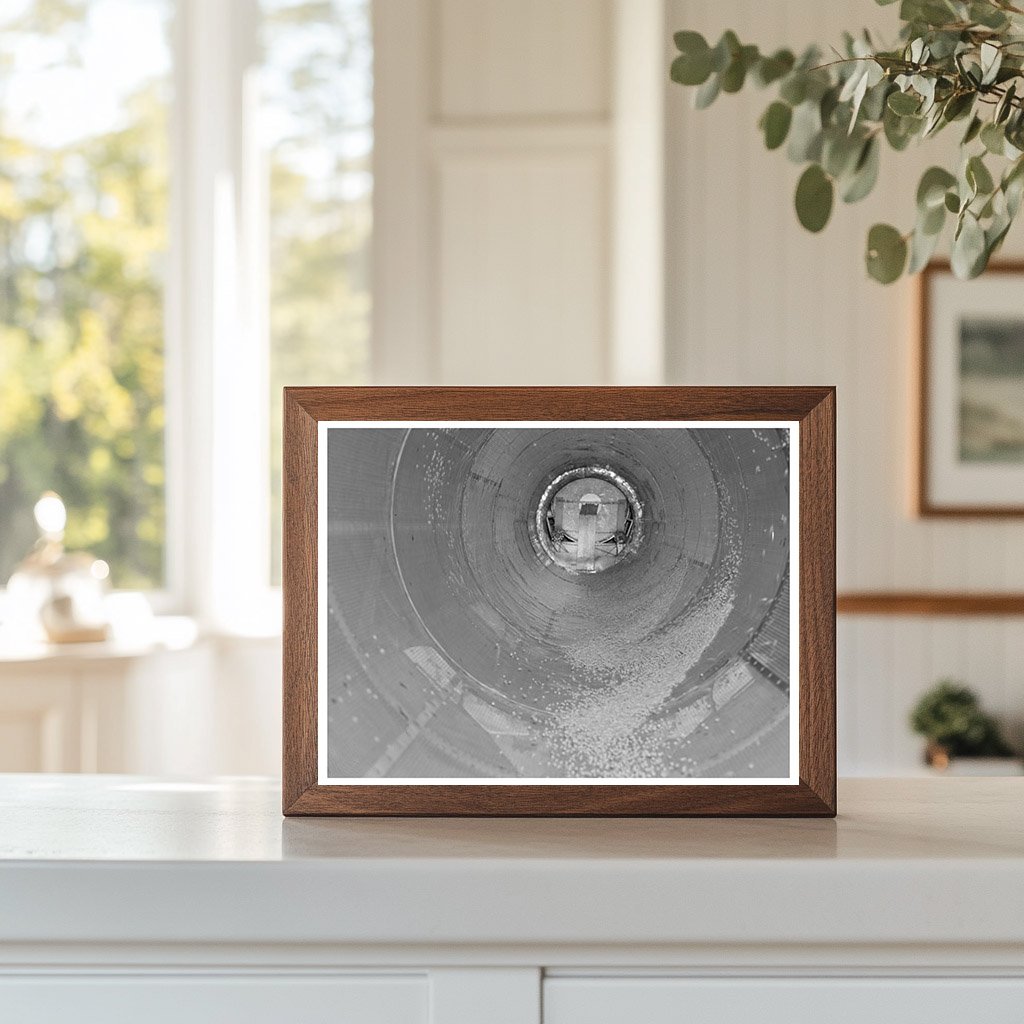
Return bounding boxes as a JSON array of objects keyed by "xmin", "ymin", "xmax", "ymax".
[
  {"xmin": 918, "ymin": 261, "xmax": 1024, "ymax": 516},
  {"xmin": 283, "ymin": 387, "xmax": 835, "ymax": 816}
]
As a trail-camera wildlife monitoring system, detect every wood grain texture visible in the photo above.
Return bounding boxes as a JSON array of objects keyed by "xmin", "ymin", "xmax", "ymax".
[
  {"xmin": 798, "ymin": 388, "xmax": 837, "ymax": 812},
  {"xmin": 916, "ymin": 260, "xmax": 1024, "ymax": 518},
  {"xmin": 282, "ymin": 391, "xmax": 319, "ymax": 812},
  {"xmin": 282, "ymin": 387, "xmax": 836, "ymax": 817},
  {"xmin": 838, "ymin": 592, "xmax": 1024, "ymax": 616}
]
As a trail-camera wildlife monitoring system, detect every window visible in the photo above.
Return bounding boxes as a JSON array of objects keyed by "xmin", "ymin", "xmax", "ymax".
[
  {"xmin": 0, "ymin": 0, "xmax": 172, "ymax": 589},
  {"xmin": 262, "ymin": 0, "xmax": 373, "ymax": 582},
  {"xmin": 0, "ymin": 0, "xmax": 373, "ymax": 617}
]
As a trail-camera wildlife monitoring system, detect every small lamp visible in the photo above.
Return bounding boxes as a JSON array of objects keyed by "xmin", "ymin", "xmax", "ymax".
[{"xmin": 6, "ymin": 492, "xmax": 111, "ymax": 644}]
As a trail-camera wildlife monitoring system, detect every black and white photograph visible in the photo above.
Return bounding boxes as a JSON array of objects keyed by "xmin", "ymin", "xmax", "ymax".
[{"xmin": 318, "ymin": 422, "xmax": 797, "ymax": 784}]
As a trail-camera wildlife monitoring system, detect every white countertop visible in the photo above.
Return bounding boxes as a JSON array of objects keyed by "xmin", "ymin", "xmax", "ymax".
[{"xmin": 2, "ymin": 775, "xmax": 1023, "ymax": 951}]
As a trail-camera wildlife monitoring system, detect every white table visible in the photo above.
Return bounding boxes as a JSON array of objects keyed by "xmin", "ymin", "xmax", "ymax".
[{"xmin": 1, "ymin": 775, "xmax": 1023, "ymax": 1023}]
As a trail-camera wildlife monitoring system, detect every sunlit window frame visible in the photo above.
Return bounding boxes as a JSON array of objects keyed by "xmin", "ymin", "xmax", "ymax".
[
  {"xmin": 162, "ymin": 0, "xmax": 279, "ymax": 634},
  {"xmin": 1, "ymin": 0, "xmax": 400, "ymax": 636},
  {"xmin": 0, "ymin": 1, "xmax": 278, "ymax": 633}
]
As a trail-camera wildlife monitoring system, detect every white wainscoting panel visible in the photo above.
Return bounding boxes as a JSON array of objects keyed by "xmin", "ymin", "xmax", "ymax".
[
  {"xmin": 374, "ymin": 0, "xmax": 655, "ymax": 387},
  {"xmin": 437, "ymin": 149, "xmax": 608, "ymax": 385},
  {"xmin": 438, "ymin": 0, "xmax": 610, "ymax": 120}
]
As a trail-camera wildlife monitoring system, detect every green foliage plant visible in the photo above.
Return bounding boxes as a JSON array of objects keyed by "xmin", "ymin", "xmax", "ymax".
[
  {"xmin": 671, "ymin": 0, "xmax": 1024, "ymax": 283},
  {"xmin": 909, "ymin": 679, "xmax": 1015, "ymax": 757}
]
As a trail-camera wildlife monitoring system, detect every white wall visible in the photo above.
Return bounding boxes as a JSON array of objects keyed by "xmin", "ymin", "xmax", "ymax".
[
  {"xmin": 374, "ymin": 0, "xmax": 615, "ymax": 385},
  {"xmin": 664, "ymin": 0, "xmax": 1024, "ymax": 772},
  {"xmin": 373, "ymin": 0, "xmax": 666, "ymax": 387},
  {"xmin": 191, "ymin": 0, "xmax": 1024, "ymax": 780}
]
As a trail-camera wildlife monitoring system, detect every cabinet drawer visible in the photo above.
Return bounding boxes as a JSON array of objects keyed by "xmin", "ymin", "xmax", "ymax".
[
  {"xmin": 544, "ymin": 977, "xmax": 1024, "ymax": 1024},
  {"xmin": 0, "ymin": 974, "xmax": 427, "ymax": 1024}
]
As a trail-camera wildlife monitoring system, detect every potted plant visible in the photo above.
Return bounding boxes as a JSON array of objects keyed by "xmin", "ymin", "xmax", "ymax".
[
  {"xmin": 670, "ymin": 0, "xmax": 1024, "ymax": 283},
  {"xmin": 909, "ymin": 679, "xmax": 1020, "ymax": 772}
]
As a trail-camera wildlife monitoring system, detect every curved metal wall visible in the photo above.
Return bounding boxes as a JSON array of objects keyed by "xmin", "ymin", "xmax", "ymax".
[{"xmin": 325, "ymin": 426, "xmax": 791, "ymax": 779}]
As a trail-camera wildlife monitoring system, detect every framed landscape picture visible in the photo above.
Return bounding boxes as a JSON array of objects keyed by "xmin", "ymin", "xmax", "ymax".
[
  {"xmin": 918, "ymin": 262, "xmax": 1024, "ymax": 516},
  {"xmin": 282, "ymin": 387, "xmax": 836, "ymax": 816}
]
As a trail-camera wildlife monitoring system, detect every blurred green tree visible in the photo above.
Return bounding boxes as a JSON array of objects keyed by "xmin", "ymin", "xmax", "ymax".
[
  {"xmin": 0, "ymin": 0, "xmax": 169, "ymax": 588},
  {"xmin": 0, "ymin": 0, "xmax": 372, "ymax": 592}
]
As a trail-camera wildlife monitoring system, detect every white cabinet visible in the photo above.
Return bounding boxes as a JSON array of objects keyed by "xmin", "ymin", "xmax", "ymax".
[
  {"xmin": 2, "ymin": 777, "xmax": 1023, "ymax": 1024},
  {"xmin": 0, "ymin": 975, "xmax": 428, "ymax": 1024},
  {"xmin": 5, "ymin": 973, "xmax": 1024, "ymax": 1024},
  {"xmin": 544, "ymin": 977, "xmax": 1024, "ymax": 1024}
]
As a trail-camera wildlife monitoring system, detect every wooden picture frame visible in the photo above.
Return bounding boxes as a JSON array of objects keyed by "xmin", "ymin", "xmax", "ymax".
[
  {"xmin": 283, "ymin": 387, "xmax": 836, "ymax": 816},
  {"xmin": 917, "ymin": 260, "xmax": 1024, "ymax": 517}
]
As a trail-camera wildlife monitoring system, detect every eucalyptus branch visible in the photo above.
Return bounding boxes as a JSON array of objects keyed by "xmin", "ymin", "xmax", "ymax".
[{"xmin": 670, "ymin": 0, "xmax": 1024, "ymax": 282}]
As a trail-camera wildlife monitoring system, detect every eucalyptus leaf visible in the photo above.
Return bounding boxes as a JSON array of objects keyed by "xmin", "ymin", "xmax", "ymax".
[
  {"xmin": 674, "ymin": 29, "xmax": 707, "ymax": 53},
  {"xmin": 956, "ymin": 55, "xmax": 982, "ymax": 89},
  {"xmin": 927, "ymin": 30, "xmax": 963, "ymax": 60},
  {"xmin": 942, "ymin": 91, "xmax": 974, "ymax": 122},
  {"xmin": 760, "ymin": 101, "xmax": 793, "ymax": 150},
  {"xmin": 884, "ymin": 106, "xmax": 921, "ymax": 150},
  {"xmin": 981, "ymin": 121, "xmax": 1006, "ymax": 155},
  {"xmin": 671, "ymin": 47, "xmax": 712, "ymax": 87},
  {"xmin": 820, "ymin": 85, "xmax": 841, "ymax": 126},
  {"xmin": 980, "ymin": 42, "xmax": 1003, "ymax": 86},
  {"xmin": 754, "ymin": 49, "xmax": 795, "ymax": 87},
  {"xmin": 694, "ymin": 73, "xmax": 721, "ymax": 109},
  {"xmin": 917, "ymin": 166, "xmax": 957, "ymax": 210},
  {"xmin": 787, "ymin": 100, "xmax": 823, "ymax": 162},
  {"xmin": 903, "ymin": 0, "xmax": 958, "ymax": 28},
  {"xmin": 970, "ymin": 2, "xmax": 1009, "ymax": 29},
  {"xmin": 951, "ymin": 211, "xmax": 987, "ymax": 278},
  {"xmin": 913, "ymin": 75, "xmax": 937, "ymax": 111},
  {"xmin": 920, "ymin": 199, "xmax": 946, "ymax": 235},
  {"xmin": 1006, "ymin": 173, "xmax": 1024, "ymax": 218},
  {"xmin": 962, "ymin": 115, "xmax": 983, "ymax": 145},
  {"xmin": 840, "ymin": 58, "xmax": 884, "ymax": 130},
  {"xmin": 922, "ymin": 106, "xmax": 943, "ymax": 137},
  {"xmin": 801, "ymin": 68, "xmax": 833, "ymax": 104},
  {"xmin": 822, "ymin": 128, "xmax": 864, "ymax": 178},
  {"xmin": 958, "ymin": 159, "xmax": 978, "ymax": 207},
  {"xmin": 996, "ymin": 82, "xmax": 1017, "ymax": 124},
  {"xmin": 967, "ymin": 154, "xmax": 995, "ymax": 195},
  {"xmin": 795, "ymin": 164, "xmax": 834, "ymax": 232},
  {"xmin": 842, "ymin": 137, "xmax": 881, "ymax": 203},
  {"xmin": 861, "ymin": 79, "xmax": 892, "ymax": 122},
  {"xmin": 710, "ymin": 31, "xmax": 740, "ymax": 73},
  {"xmin": 888, "ymin": 90, "xmax": 921, "ymax": 115},
  {"xmin": 670, "ymin": 4, "xmax": 1024, "ymax": 283},
  {"xmin": 1004, "ymin": 158, "xmax": 1024, "ymax": 216},
  {"xmin": 866, "ymin": 223, "xmax": 908, "ymax": 283},
  {"xmin": 779, "ymin": 73, "xmax": 807, "ymax": 106},
  {"xmin": 721, "ymin": 45, "xmax": 759, "ymax": 93},
  {"xmin": 908, "ymin": 222, "xmax": 943, "ymax": 273}
]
